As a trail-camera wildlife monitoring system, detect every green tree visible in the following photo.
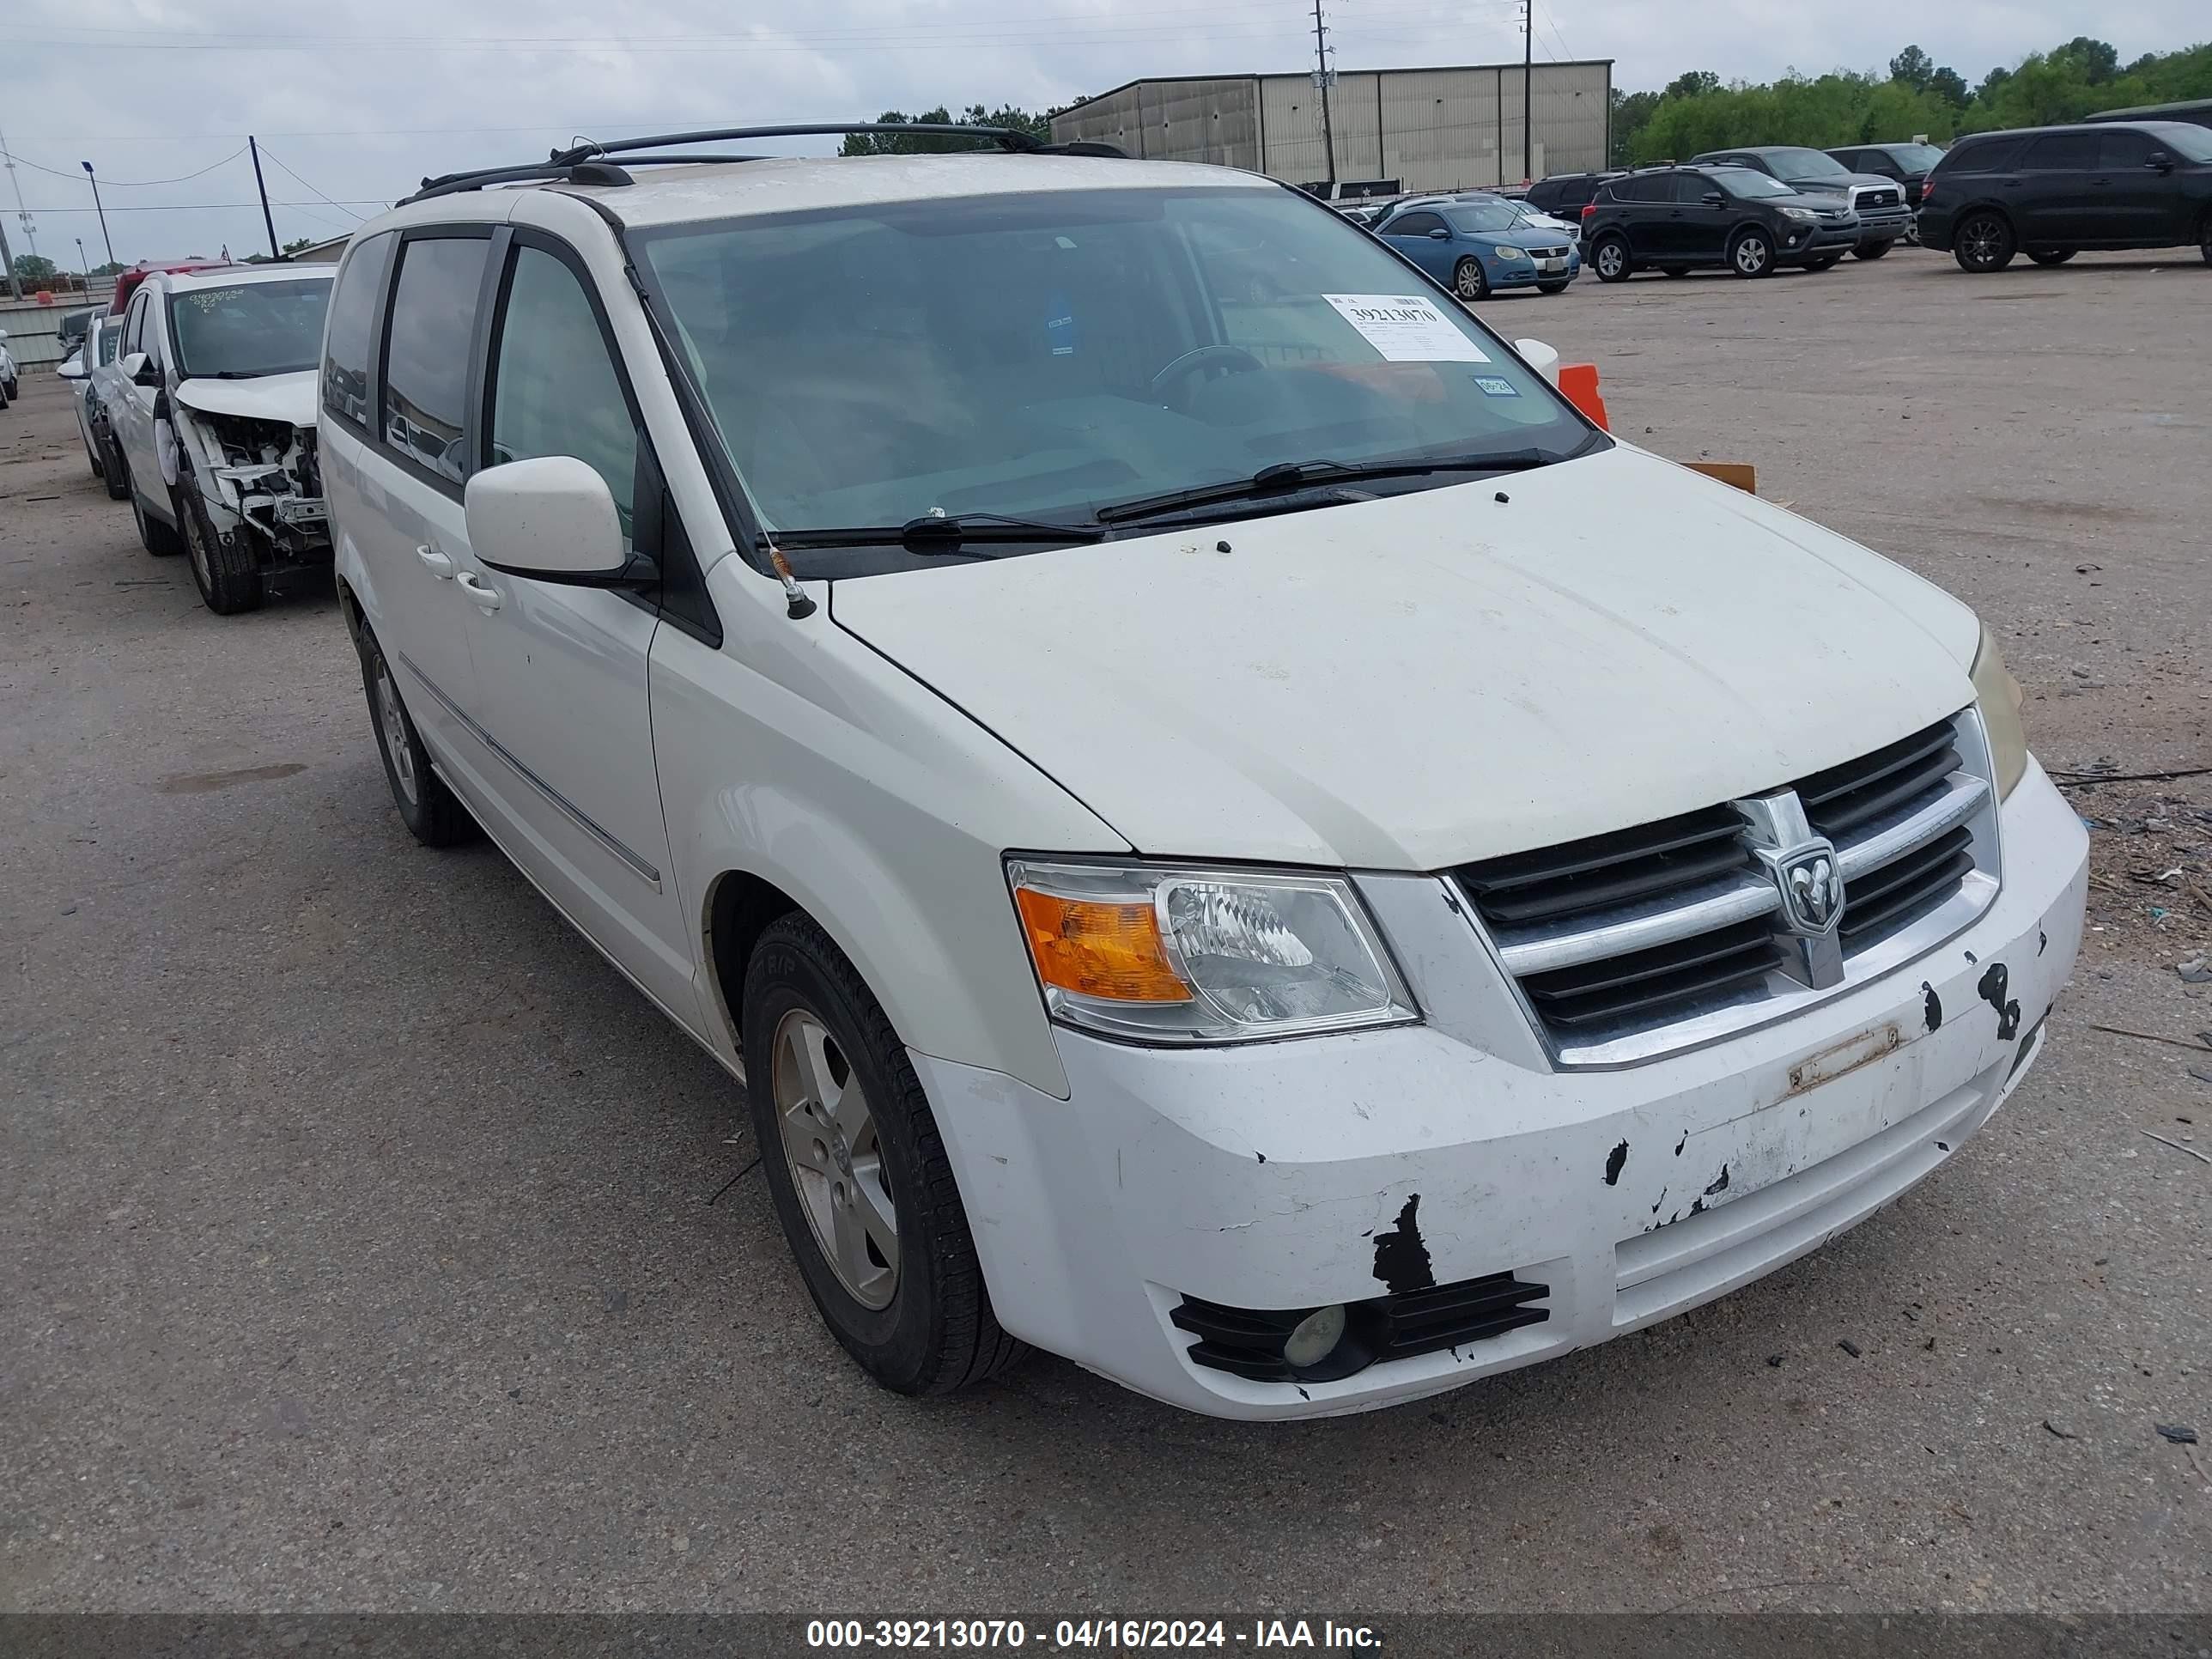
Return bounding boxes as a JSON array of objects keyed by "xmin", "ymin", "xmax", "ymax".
[
  {"xmin": 2049, "ymin": 36, "xmax": 2120, "ymax": 84},
  {"xmin": 1928, "ymin": 67, "xmax": 1972, "ymax": 109},
  {"xmin": 841, "ymin": 105, "xmax": 1051, "ymax": 155},
  {"xmin": 1609, "ymin": 87, "xmax": 1661, "ymax": 166},
  {"xmin": 1889, "ymin": 46, "xmax": 1933, "ymax": 88},
  {"xmin": 91, "ymin": 260, "xmax": 125, "ymax": 278},
  {"xmin": 10, "ymin": 253, "xmax": 58, "ymax": 285},
  {"xmin": 1663, "ymin": 70, "xmax": 1720, "ymax": 100}
]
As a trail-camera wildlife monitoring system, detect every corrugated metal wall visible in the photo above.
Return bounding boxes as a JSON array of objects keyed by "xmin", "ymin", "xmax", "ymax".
[{"xmin": 1054, "ymin": 61, "xmax": 1611, "ymax": 192}]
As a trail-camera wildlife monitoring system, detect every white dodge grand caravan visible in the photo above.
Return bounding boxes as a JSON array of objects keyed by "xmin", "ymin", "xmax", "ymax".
[{"xmin": 322, "ymin": 124, "xmax": 2087, "ymax": 1419}]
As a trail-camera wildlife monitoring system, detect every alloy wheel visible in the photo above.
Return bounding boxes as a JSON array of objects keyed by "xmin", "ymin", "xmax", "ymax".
[
  {"xmin": 1455, "ymin": 259, "xmax": 1486, "ymax": 301},
  {"xmin": 1595, "ymin": 241, "xmax": 1625, "ymax": 279},
  {"xmin": 1960, "ymin": 215, "xmax": 2008, "ymax": 270},
  {"xmin": 375, "ymin": 659, "xmax": 418, "ymax": 806},
  {"xmin": 1734, "ymin": 235, "xmax": 1770, "ymax": 276},
  {"xmin": 772, "ymin": 1008, "xmax": 899, "ymax": 1310}
]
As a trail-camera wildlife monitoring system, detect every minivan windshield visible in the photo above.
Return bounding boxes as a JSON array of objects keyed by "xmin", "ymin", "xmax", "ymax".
[
  {"xmin": 168, "ymin": 278, "xmax": 332, "ymax": 380},
  {"xmin": 635, "ymin": 185, "xmax": 1591, "ymax": 558}
]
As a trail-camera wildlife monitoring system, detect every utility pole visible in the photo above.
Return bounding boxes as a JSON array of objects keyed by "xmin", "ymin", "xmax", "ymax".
[
  {"xmin": 82, "ymin": 162, "xmax": 115, "ymax": 268},
  {"xmin": 1521, "ymin": 0, "xmax": 1534, "ymax": 185},
  {"xmin": 76, "ymin": 237, "xmax": 90, "ymax": 294},
  {"xmin": 249, "ymin": 135, "xmax": 280, "ymax": 260},
  {"xmin": 0, "ymin": 214, "xmax": 19, "ymax": 301},
  {"xmin": 1310, "ymin": 0, "xmax": 1337, "ymax": 188}
]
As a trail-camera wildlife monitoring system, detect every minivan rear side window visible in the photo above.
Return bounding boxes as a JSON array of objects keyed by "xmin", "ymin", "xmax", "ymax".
[
  {"xmin": 322, "ymin": 230, "xmax": 395, "ymax": 434},
  {"xmin": 380, "ymin": 234, "xmax": 490, "ymax": 487}
]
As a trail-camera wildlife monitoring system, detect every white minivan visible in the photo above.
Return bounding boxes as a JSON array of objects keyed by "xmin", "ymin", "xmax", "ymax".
[{"xmin": 322, "ymin": 125, "xmax": 2087, "ymax": 1419}]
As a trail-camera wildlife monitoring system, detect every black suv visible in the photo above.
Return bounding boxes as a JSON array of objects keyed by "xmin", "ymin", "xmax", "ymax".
[
  {"xmin": 1689, "ymin": 146, "xmax": 1915, "ymax": 257},
  {"xmin": 1826, "ymin": 142, "xmax": 1949, "ymax": 234},
  {"xmin": 1919, "ymin": 121, "xmax": 2212, "ymax": 271},
  {"xmin": 1523, "ymin": 170, "xmax": 1625, "ymax": 216},
  {"xmin": 1582, "ymin": 164, "xmax": 1860, "ymax": 281}
]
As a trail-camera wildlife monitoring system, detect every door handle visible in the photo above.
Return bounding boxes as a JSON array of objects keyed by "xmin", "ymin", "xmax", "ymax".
[
  {"xmin": 416, "ymin": 544, "xmax": 453, "ymax": 578},
  {"xmin": 455, "ymin": 570, "xmax": 502, "ymax": 612}
]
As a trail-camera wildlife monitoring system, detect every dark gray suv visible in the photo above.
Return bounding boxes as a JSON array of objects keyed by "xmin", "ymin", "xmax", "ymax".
[
  {"xmin": 1919, "ymin": 122, "xmax": 2212, "ymax": 271},
  {"xmin": 1689, "ymin": 146, "xmax": 1915, "ymax": 258}
]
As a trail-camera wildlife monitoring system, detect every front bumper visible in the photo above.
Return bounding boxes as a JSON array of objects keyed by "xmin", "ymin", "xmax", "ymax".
[
  {"xmin": 1851, "ymin": 207, "xmax": 1915, "ymax": 242},
  {"xmin": 1490, "ymin": 252, "xmax": 1580, "ymax": 289},
  {"xmin": 919, "ymin": 763, "xmax": 2087, "ymax": 1419}
]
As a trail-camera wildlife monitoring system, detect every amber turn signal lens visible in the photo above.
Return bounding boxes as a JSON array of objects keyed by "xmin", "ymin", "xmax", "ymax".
[{"xmin": 1013, "ymin": 887, "xmax": 1193, "ymax": 1003}]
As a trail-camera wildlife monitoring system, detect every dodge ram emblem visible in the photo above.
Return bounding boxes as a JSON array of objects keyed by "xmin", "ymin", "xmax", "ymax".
[{"xmin": 1777, "ymin": 845, "xmax": 1844, "ymax": 936}]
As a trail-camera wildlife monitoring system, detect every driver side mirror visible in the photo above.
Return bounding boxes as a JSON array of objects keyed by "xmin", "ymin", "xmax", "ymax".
[
  {"xmin": 2146, "ymin": 152, "xmax": 2173, "ymax": 172},
  {"xmin": 1703, "ymin": 191, "xmax": 1726, "ymax": 207},
  {"xmin": 1426, "ymin": 227, "xmax": 1451, "ymax": 240},
  {"xmin": 465, "ymin": 455, "xmax": 654, "ymax": 589},
  {"xmin": 57, "ymin": 356, "xmax": 86, "ymax": 380},
  {"xmin": 121, "ymin": 350, "xmax": 161, "ymax": 387}
]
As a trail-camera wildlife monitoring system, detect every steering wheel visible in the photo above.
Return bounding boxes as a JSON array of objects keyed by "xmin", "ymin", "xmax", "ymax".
[{"xmin": 1150, "ymin": 344, "xmax": 1266, "ymax": 405}]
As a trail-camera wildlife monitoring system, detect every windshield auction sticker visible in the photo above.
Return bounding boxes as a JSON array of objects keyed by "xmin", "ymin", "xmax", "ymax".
[{"xmin": 1323, "ymin": 294, "xmax": 1491, "ymax": 362}]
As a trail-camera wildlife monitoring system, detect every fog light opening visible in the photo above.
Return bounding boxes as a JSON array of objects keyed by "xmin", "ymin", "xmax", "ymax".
[{"xmin": 1284, "ymin": 1304, "xmax": 1347, "ymax": 1371}]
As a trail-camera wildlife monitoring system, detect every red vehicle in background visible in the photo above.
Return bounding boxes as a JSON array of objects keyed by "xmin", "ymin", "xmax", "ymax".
[{"xmin": 108, "ymin": 258, "xmax": 235, "ymax": 315}]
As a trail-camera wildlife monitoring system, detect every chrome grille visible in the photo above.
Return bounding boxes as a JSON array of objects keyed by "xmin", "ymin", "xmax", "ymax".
[
  {"xmin": 1855, "ymin": 187, "xmax": 1902, "ymax": 210},
  {"xmin": 1455, "ymin": 712, "xmax": 2002, "ymax": 1065}
]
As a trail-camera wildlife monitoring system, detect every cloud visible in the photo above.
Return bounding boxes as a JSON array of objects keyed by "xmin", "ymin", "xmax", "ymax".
[{"xmin": 2, "ymin": 0, "xmax": 2201, "ymax": 262}]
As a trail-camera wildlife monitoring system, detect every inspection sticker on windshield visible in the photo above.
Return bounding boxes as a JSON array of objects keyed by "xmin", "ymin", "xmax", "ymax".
[
  {"xmin": 1473, "ymin": 375, "xmax": 1520, "ymax": 397},
  {"xmin": 1323, "ymin": 295, "xmax": 1490, "ymax": 363}
]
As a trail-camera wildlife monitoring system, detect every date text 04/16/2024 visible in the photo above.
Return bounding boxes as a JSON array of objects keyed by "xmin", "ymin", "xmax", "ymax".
[{"xmin": 805, "ymin": 1620, "xmax": 1383, "ymax": 1649}]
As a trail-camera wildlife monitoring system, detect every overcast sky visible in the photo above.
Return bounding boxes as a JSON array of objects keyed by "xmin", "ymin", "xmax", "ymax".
[{"xmin": 1, "ymin": 0, "xmax": 2199, "ymax": 270}]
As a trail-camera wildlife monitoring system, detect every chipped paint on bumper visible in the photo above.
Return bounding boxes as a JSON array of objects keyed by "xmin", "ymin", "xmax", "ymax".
[{"xmin": 915, "ymin": 762, "xmax": 2087, "ymax": 1419}]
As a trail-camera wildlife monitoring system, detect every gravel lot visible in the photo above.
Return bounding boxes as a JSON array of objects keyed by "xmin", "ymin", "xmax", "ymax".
[{"xmin": 3, "ymin": 247, "xmax": 2209, "ymax": 1617}]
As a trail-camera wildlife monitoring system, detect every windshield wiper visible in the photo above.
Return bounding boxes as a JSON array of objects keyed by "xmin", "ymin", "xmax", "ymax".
[
  {"xmin": 768, "ymin": 511, "xmax": 1109, "ymax": 556},
  {"xmin": 1096, "ymin": 448, "xmax": 1565, "ymax": 526}
]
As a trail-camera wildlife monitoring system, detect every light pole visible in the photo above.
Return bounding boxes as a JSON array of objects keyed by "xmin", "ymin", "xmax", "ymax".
[
  {"xmin": 82, "ymin": 161, "xmax": 115, "ymax": 267},
  {"xmin": 76, "ymin": 237, "xmax": 90, "ymax": 292}
]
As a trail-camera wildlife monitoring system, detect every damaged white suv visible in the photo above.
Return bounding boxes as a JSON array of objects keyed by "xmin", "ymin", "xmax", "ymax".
[
  {"xmin": 108, "ymin": 264, "xmax": 334, "ymax": 614},
  {"xmin": 327, "ymin": 125, "xmax": 2088, "ymax": 1419}
]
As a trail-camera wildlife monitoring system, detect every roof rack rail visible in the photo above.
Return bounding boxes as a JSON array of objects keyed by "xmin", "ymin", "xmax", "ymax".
[{"xmin": 399, "ymin": 123, "xmax": 1125, "ymax": 206}]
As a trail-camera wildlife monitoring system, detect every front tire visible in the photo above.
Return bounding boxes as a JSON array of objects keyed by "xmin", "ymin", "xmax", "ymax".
[
  {"xmin": 131, "ymin": 471, "xmax": 185, "ymax": 557},
  {"xmin": 356, "ymin": 625, "xmax": 471, "ymax": 847},
  {"xmin": 1729, "ymin": 228, "xmax": 1775, "ymax": 278},
  {"xmin": 1591, "ymin": 234, "xmax": 1632, "ymax": 283},
  {"xmin": 1954, "ymin": 210, "xmax": 2015, "ymax": 272},
  {"xmin": 2200, "ymin": 209, "xmax": 2211, "ymax": 266},
  {"xmin": 1852, "ymin": 240, "xmax": 1893, "ymax": 260},
  {"xmin": 175, "ymin": 470, "xmax": 263, "ymax": 616},
  {"xmin": 1452, "ymin": 257, "xmax": 1489, "ymax": 301},
  {"xmin": 744, "ymin": 913, "xmax": 1025, "ymax": 1397},
  {"xmin": 100, "ymin": 431, "xmax": 131, "ymax": 501}
]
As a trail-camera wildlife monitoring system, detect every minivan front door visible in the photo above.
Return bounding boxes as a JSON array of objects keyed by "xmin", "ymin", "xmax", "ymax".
[
  {"xmin": 450, "ymin": 234, "xmax": 699, "ymax": 1021},
  {"xmin": 356, "ymin": 229, "xmax": 495, "ymax": 767}
]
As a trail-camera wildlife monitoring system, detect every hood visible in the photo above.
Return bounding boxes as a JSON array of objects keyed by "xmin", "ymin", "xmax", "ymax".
[
  {"xmin": 1786, "ymin": 170, "xmax": 1893, "ymax": 195},
  {"xmin": 830, "ymin": 445, "xmax": 1981, "ymax": 872},
  {"xmin": 173, "ymin": 368, "xmax": 318, "ymax": 429}
]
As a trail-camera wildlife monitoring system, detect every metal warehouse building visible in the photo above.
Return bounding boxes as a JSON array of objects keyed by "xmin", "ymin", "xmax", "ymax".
[{"xmin": 1049, "ymin": 61, "xmax": 1613, "ymax": 193}]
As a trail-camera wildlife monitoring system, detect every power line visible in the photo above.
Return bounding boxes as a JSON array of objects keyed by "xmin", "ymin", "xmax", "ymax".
[
  {"xmin": 0, "ymin": 145, "xmax": 249, "ymax": 185},
  {"xmin": 253, "ymin": 143, "xmax": 368, "ymax": 222},
  {"xmin": 24, "ymin": 200, "xmax": 390, "ymax": 214}
]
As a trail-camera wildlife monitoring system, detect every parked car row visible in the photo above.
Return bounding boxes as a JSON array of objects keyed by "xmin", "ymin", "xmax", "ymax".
[
  {"xmin": 55, "ymin": 264, "xmax": 336, "ymax": 613},
  {"xmin": 1528, "ymin": 116, "xmax": 2212, "ymax": 280}
]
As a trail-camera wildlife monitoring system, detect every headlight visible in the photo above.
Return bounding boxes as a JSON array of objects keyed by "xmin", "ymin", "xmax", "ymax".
[
  {"xmin": 1492, "ymin": 246, "xmax": 1527, "ymax": 260},
  {"xmin": 1781, "ymin": 207, "xmax": 1817, "ymax": 222},
  {"xmin": 1971, "ymin": 625, "xmax": 2029, "ymax": 799},
  {"xmin": 1006, "ymin": 860, "xmax": 1417, "ymax": 1043}
]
